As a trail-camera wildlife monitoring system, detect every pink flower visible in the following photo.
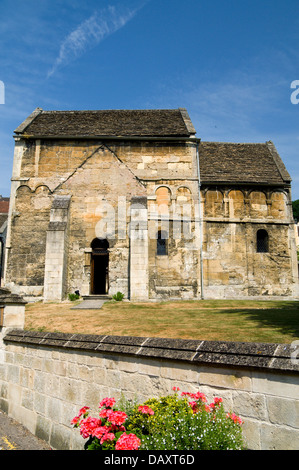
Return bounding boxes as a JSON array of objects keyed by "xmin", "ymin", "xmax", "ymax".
[
  {"xmin": 106, "ymin": 410, "xmax": 127, "ymax": 426},
  {"xmin": 181, "ymin": 391, "xmax": 207, "ymax": 402},
  {"xmin": 194, "ymin": 392, "xmax": 207, "ymax": 402},
  {"xmin": 79, "ymin": 417, "xmax": 102, "ymax": 439},
  {"xmin": 172, "ymin": 386, "xmax": 180, "ymax": 392},
  {"xmin": 99, "ymin": 397, "xmax": 116, "ymax": 409},
  {"xmin": 99, "ymin": 408, "xmax": 109, "ymax": 418},
  {"xmin": 227, "ymin": 412, "xmax": 243, "ymax": 425},
  {"xmin": 189, "ymin": 401, "xmax": 199, "ymax": 413},
  {"xmin": 71, "ymin": 405, "xmax": 90, "ymax": 426},
  {"xmin": 79, "ymin": 406, "xmax": 90, "ymax": 416},
  {"xmin": 213, "ymin": 397, "xmax": 223, "ymax": 405},
  {"xmin": 115, "ymin": 433, "xmax": 141, "ymax": 450},
  {"xmin": 100, "ymin": 432, "xmax": 116, "ymax": 445},
  {"xmin": 209, "ymin": 397, "xmax": 223, "ymax": 409},
  {"xmin": 138, "ymin": 405, "xmax": 154, "ymax": 415},
  {"xmin": 71, "ymin": 416, "xmax": 80, "ymax": 426},
  {"xmin": 92, "ymin": 425, "xmax": 112, "ymax": 439}
]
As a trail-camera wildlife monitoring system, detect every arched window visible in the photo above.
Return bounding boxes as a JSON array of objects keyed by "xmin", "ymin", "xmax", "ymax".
[
  {"xmin": 257, "ymin": 229, "xmax": 269, "ymax": 253},
  {"xmin": 157, "ymin": 230, "xmax": 168, "ymax": 256},
  {"xmin": 155, "ymin": 186, "xmax": 171, "ymax": 215}
]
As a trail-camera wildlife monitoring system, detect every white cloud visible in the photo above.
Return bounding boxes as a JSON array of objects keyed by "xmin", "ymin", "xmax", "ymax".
[{"xmin": 48, "ymin": 5, "xmax": 142, "ymax": 77}]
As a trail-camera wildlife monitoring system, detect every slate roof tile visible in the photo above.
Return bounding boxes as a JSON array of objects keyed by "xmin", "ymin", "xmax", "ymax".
[
  {"xmin": 198, "ymin": 141, "xmax": 291, "ymax": 185},
  {"xmin": 14, "ymin": 108, "xmax": 291, "ymax": 186},
  {"xmin": 15, "ymin": 108, "xmax": 195, "ymax": 137}
]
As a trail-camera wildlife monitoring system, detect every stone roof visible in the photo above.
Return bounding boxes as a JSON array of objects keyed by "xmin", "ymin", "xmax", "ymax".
[
  {"xmin": 14, "ymin": 108, "xmax": 291, "ymax": 187},
  {"xmin": 14, "ymin": 107, "xmax": 196, "ymax": 138},
  {"xmin": 198, "ymin": 141, "xmax": 291, "ymax": 186}
]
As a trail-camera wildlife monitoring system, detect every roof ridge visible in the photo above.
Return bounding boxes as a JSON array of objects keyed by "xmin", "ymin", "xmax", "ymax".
[
  {"xmin": 39, "ymin": 108, "xmax": 181, "ymax": 113},
  {"xmin": 200, "ymin": 141, "xmax": 268, "ymax": 145},
  {"xmin": 13, "ymin": 108, "xmax": 193, "ymax": 138}
]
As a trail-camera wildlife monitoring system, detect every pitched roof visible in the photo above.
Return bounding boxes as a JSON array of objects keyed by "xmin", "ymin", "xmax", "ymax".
[
  {"xmin": 14, "ymin": 108, "xmax": 196, "ymax": 138},
  {"xmin": 198, "ymin": 141, "xmax": 291, "ymax": 186},
  {"xmin": 14, "ymin": 108, "xmax": 291, "ymax": 187}
]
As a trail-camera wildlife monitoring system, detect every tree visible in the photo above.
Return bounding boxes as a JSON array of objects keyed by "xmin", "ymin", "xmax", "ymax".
[{"xmin": 292, "ymin": 200, "xmax": 299, "ymax": 222}]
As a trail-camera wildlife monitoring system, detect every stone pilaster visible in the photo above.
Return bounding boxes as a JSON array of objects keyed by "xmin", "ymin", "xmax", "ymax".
[
  {"xmin": 129, "ymin": 196, "xmax": 149, "ymax": 301},
  {"xmin": 43, "ymin": 196, "xmax": 71, "ymax": 301}
]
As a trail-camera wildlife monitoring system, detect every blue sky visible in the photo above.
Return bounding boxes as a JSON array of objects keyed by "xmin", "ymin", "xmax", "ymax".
[{"xmin": 0, "ymin": 0, "xmax": 299, "ymax": 198}]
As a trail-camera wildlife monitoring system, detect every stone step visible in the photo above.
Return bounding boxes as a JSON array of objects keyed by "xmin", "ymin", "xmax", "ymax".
[
  {"xmin": 71, "ymin": 294, "xmax": 112, "ymax": 310},
  {"xmin": 82, "ymin": 295, "xmax": 112, "ymax": 301}
]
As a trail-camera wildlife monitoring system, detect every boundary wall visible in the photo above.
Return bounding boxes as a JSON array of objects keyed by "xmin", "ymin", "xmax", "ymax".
[{"xmin": 1, "ymin": 327, "xmax": 299, "ymax": 450}]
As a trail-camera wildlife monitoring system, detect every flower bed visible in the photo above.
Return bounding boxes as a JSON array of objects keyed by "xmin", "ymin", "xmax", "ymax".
[{"xmin": 72, "ymin": 388, "xmax": 244, "ymax": 450}]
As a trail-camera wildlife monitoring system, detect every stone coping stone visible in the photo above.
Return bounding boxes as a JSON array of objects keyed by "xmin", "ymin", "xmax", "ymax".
[
  {"xmin": 0, "ymin": 287, "xmax": 27, "ymax": 305},
  {"xmin": 3, "ymin": 329, "xmax": 299, "ymax": 373}
]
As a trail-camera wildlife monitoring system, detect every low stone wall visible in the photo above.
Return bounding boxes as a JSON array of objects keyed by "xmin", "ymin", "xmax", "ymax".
[{"xmin": 0, "ymin": 329, "xmax": 299, "ymax": 450}]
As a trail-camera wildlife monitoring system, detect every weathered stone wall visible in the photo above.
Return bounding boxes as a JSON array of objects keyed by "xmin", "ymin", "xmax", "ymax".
[
  {"xmin": 1, "ymin": 329, "xmax": 299, "ymax": 450},
  {"xmin": 201, "ymin": 188, "xmax": 298, "ymax": 298},
  {"xmin": 5, "ymin": 184, "xmax": 53, "ymax": 298},
  {"xmin": 4, "ymin": 137, "xmax": 298, "ymax": 301},
  {"xmin": 5, "ymin": 138, "xmax": 202, "ymax": 301}
]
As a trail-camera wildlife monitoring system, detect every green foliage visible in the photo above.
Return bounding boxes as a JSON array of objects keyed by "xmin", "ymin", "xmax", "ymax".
[
  {"xmin": 292, "ymin": 199, "xmax": 299, "ymax": 221},
  {"xmin": 112, "ymin": 291, "xmax": 124, "ymax": 301},
  {"xmin": 140, "ymin": 405, "xmax": 243, "ymax": 450},
  {"xmin": 117, "ymin": 393, "xmax": 138, "ymax": 416},
  {"xmin": 68, "ymin": 293, "xmax": 80, "ymax": 301},
  {"xmin": 125, "ymin": 392, "xmax": 244, "ymax": 450},
  {"xmin": 72, "ymin": 389, "xmax": 245, "ymax": 451},
  {"xmin": 127, "ymin": 394, "xmax": 192, "ymax": 437}
]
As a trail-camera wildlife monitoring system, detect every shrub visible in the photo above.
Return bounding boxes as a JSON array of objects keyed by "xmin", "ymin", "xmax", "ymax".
[
  {"xmin": 71, "ymin": 388, "xmax": 244, "ymax": 450},
  {"xmin": 126, "ymin": 388, "xmax": 244, "ymax": 450},
  {"xmin": 68, "ymin": 292, "xmax": 80, "ymax": 301},
  {"xmin": 112, "ymin": 291, "xmax": 124, "ymax": 301}
]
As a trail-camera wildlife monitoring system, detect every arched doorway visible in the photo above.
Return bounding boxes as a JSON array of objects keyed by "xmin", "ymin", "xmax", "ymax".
[{"xmin": 90, "ymin": 238, "xmax": 109, "ymax": 295}]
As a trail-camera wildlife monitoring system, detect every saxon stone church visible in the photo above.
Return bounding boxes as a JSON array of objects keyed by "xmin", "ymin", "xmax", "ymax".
[{"xmin": 4, "ymin": 107, "xmax": 299, "ymax": 301}]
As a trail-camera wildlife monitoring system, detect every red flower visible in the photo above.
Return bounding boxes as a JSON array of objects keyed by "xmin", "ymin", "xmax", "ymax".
[
  {"xmin": 71, "ymin": 406, "xmax": 90, "ymax": 427},
  {"xmin": 138, "ymin": 405, "xmax": 154, "ymax": 415},
  {"xmin": 99, "ymin": 408, "xmax": 109, "ymax": 418},
  {"xmin": 92, "ymin": 425, "xmax": 112, "ymax": 439},
  {"xmin": 181, "ymin": 391, "xmax": 207, "ymax": 402},
  {"xmin": 115, "ymin": 433, "xmax": 141, "ymax": 450},
  {"xmin": 100, "ymin": 432, "xmax": 116, "ymax": 445},
  {"xmin": 189, "ymin": 401, "xmax": 199, "ymax": 413},
  {"xmin": 213, "ymin": 397, "xmax": 223, "ymax": 405},
  {"xmin": 79, "ymin": 417, "xmax": 102, "ymax": 439},
  {"xmin": 99, "ymin": 397, "xmax": 116, "ymax": 409},
  {"xmin": 79, "ymin": 406, "xmax": 90, "ymax": 416},
  {"xmin": 227, "ymin": 412, "xmax": 243, "ymax": 425},
  {"xmin": 71, "ymin": 416, "xmax": 80, "ymax": 426},
  {"xmin": 106, "ymin": 410, "xmax": 127, "ymax": 426},
  {"xmin": 194, "ymin": 392, "xmax": 207, "ymax": 402}
]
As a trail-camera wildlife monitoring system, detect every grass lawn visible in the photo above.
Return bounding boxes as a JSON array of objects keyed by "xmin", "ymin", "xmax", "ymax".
[{"xmin": 24, "ymin": 298, "xmax": 299, "ymax": 344}]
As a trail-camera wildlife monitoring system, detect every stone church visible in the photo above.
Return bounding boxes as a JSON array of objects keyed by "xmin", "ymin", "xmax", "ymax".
[{"xmin": 3, "ymin": 107, "xmax": 299, "ymax": 301}]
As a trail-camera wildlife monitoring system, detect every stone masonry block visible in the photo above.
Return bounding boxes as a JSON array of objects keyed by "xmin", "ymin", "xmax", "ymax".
[{"xmin": 267, "ymin": 396, "xmax": 299, "ymax": 428}]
